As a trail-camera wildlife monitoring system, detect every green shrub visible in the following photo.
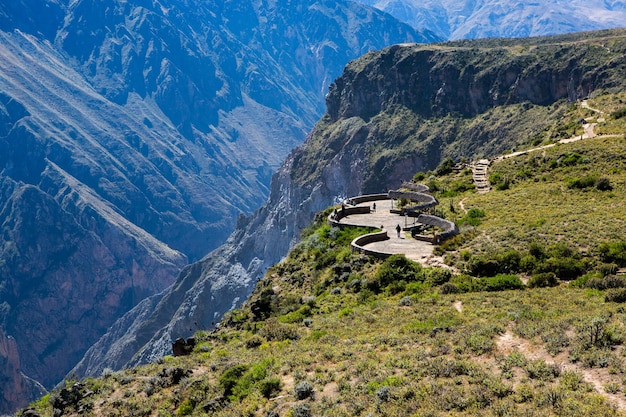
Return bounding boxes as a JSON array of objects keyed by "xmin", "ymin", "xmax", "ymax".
[
  {"xmin": 475, "ymin": 275, "xmax": 525, "ymax": 292},
  {"xmin": 559, "ymin": 152, "xmax": 584, "ymax": 166},
  {"xmin": 598, "ymin": 263, "xmax": 619, "ymax": 276},
  {"xmin": 459, "ymin": 208, "xmax": 486, "ymax": 227},
  {"xmin": 449, "ymin": 274, "xmax": 474, "ymax": 293},
  {"xmin": 219, "ymin": 365, "xmax": 249, "ymax": 398},
  {"xmin": 527, "ymin": 272, "xmax": 558, "ymax": 288},
  {"xmin": 595, "ymin": 177, "xmax": 613, "ymax": 191},
  {"xmin": 279, "ymin": 305, "xmax": 312, "ymax": 324},
  {"xmin": 424, "ymin": 268, "xmax": 452, "ymax": 286},
  {"xmin": 611, "ymin": 106, "xmax": 626, "ymax": 119},
  {"xmin": 175, "ymin": 398, "xmax": 195, "ymax": 416},
  {"xmin": 536, "ymin": 257, "xmax": 586, "ymax": 280},
  {"xmin": 440, "ymin": 282, "xmax": 460, "ymax": 294},
  {"xmin": 597, "ymin": 240, "xmax": 626, "ymax": 266},
  {"xmin": 467, "ymin": 257, "xmax": 501, "ymax": 277},
  {"xmin": 374, "ymin": 255, "xmax": 422, "ymax": 290},
  {"xmin": 259, "ymin": 378, "xmax": 282, "ymax": 399},
  {"xmin": 566, "ymin": 175, "xmax": 597, "ymax": 189},
  {"xmin": 294, "ymin": 381, "xmax": 314, "ymax": 400},
  {"xmin": 259, "ymin": 319, "xmax": 299, "ymax": 341},
  {"xmin": 435, "ymin": 157, "xmax": 455, "ymax": 176},
  {"xmin": 292, "ymin": 403, "xmax": 311, "ymax": 417},
  {"xmin": 569, "ymin": 272, "xmax": 599, "ymax": 288},
  {"xmin": 605, "ymin": 288, "xmax": 626, "ymax": 303},
  {"xmin": 585, "ymin": 275, "xmax": 626, "ymax": 290},
  {"xmin": 525, "ymin": 359, "xmax": 560, "ymax": 381}
]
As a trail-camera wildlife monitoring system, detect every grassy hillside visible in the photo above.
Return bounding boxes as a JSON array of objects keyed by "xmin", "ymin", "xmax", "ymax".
[{"xmin": 21, "ymin": 128, "xmax": 626, "ymax": 416}]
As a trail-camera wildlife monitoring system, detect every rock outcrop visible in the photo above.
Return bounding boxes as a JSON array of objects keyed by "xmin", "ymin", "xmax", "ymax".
[{"xmin": 0, "ymin": 329, "xmax": 46, "ymax": 415}]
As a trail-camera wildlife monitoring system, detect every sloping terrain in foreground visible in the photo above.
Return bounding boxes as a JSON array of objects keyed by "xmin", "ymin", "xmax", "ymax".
[{"xmin": 20, "ymin": 131, "xmax": 626, "ymax": 416}]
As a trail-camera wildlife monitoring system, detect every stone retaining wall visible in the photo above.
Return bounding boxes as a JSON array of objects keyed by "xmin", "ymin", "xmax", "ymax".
[
  {"xmin": 388, "ymin": 190, "xmax": 438, "ymax": 211},
  {"xmin": 327, "ymin": 206, "xmax": 371, "ymax": 228},
  {"xmin": 417, "ymin": 214, "xmax": 459, "ymax": 243},
  {"xmin": 347, "ymin": 193, "xmax": 389, "ymax": 205},
  {"xmin": 401, "ymin": 182, "xmax": 430, "ymax": 193},
  {"xmin": 351, "ymin": 231, "xmax": 391, "ymax": 259}
]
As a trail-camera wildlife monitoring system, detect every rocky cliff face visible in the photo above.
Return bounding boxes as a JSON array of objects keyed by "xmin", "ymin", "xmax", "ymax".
[
  {"xmin": 74, "ymin": 29, "xmax": 626, "ymax": 377},
  {"xmin": 0, "ymin": 0, "xmax": 433, "ymax": 412},
  {"xmin": 0, "ymin": 329, "xmax": 46, "ymax": 415}
]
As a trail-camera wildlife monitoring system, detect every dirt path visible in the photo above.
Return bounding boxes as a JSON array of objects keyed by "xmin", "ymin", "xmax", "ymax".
[
  {"xmin": 496, "ymin": 329, "xmax": 626, "ymax": 411},
  {"xmin": 478, "ymin": 100, "xmax": 619, "ymax": 192},
  {"xmin": 458, "ymin": 198, "xmax": 468, "ymax": 214}
]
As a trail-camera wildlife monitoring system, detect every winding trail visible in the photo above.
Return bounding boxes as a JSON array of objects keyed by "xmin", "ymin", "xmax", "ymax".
[
  {"xmin": 476, "ymin": 101, "xmax": 619, "ymax": 192},
  {"xmin": 496, "ymin": 328, "xmax": 626, "ymax": 411}
]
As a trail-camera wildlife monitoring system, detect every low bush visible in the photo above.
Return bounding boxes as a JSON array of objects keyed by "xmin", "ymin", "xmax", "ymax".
[
  {"xmin": 374, "ymin": 255, "xmax": 422, "ymax": 291},
  {"xmin": 459, "ymin": 208, "xmax": 486, "ymax": 227},
  {"xmin": 259, "ymin": 319, "xmax": 300, "ymax": 341},
  {"xmin": 598, "ymin": 240, "xmax": 626, "ymax": 266},
  {"xmin": 475, "ymin": 275, "xmax": 525, "ymax": 292},
  {"xmin": 535, "ymin": 256, "xmax": 586, "ymax": 280},
  {"xmin": 585, "ymin": 275, "xmax": 626, "ymax": 290},
  {"xmin": 605, "ymin": 288, "xmax": 626, "ymax": 303},
  {"xmin": 466, "ymin": 249, "xmax": 522, "ymax": 277},
  {"xmin": 259, "ymin": 378, "xmax": 282, "ymax": 399},
  {"xmin": 595, "ymin": 177, "xmax": 613, "ymax": 191},
  {"xmin": 527, "ymin": 272, "xmax": 558, "ymax": 288},
  {"xmin": 219, "ymin": 365, "xmax": 249, "ymax": 398},
  {"xmin": 566, "ymin": 175, "xmax": 597, "ymax": 189},
  {"xmin": 440, "ymin": 282, "xmax": 460, "ymax": 294},
  {"xmin": 294, "ymin": 381, "xmax": 314, "ymax": 400}
]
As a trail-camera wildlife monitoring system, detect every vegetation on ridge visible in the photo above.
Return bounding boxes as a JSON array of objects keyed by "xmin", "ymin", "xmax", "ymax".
[{"xmin": 22, "ymin": 129, "xmax": 626, "ymax": 416}]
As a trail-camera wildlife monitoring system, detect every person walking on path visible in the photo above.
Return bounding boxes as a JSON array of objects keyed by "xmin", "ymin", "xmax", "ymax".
[{"xmin": 396, "ymin": 224, "xmax": 401, "ymax": 238}]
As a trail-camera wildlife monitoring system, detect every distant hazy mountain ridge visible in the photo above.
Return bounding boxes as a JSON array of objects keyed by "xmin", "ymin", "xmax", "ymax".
[{"xmin": 358, "ymin": 0, "xmax": 626, "ymax": 40}]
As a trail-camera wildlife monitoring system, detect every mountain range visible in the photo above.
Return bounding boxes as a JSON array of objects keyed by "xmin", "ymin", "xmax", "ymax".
[
  {"xmin": 1, "ymin": 0, "xmax": 625, "ymax": 414},
  {"xmin": 358, "ymin": 0, "xmax": 626, "ymax": 40},
  {"xmin": 0, "ymin": 0, "xmax": 432, "ymax": 413},
  {"xmin": 16, "ymin": 27, "xmax": 626, "ymax": 417}
]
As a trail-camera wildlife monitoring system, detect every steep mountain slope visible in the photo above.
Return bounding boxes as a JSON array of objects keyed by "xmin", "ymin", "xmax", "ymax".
[
  {"xmin": 357, "ymin": 0, "xmax": 626, "ymax": 40},
  {"xmin": 75, "ymin": 29, "xmax": 626, "ymax": 381},
  {"xmin": 23, "ymin": 132, "xmax": 626, "ymax": 416},
  {"xmin": 0, "ymin": 0, "xmax": 433, "ymax": 412}
]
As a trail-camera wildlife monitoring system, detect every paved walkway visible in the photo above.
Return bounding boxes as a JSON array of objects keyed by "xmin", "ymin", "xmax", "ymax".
[{"xmin": 337, "ymin": 199, "xmax": 447, "ymax": 267}]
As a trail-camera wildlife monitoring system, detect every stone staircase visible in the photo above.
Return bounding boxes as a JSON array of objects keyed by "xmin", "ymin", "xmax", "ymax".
[{"xmin": 471, "ymin": 159, "xmax": 491, "ymax": 193}]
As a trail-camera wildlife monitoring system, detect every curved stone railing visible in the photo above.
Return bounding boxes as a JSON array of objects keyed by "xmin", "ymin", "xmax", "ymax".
[
  {"xmin": 328, "ymin": 206, "xmax": 371, "ymax": 228},
  {"xmin": 346, "ymin": 193, "xmax": 389, "ymax": 205},
  {"xmin": 388, "ymin": 190, "xmax": 438, "ymax": 212},
  {"xmin": 417, "ymin": 214, "xmax": 459, "ymax": 243},
  {"xmin": 351, "ymin": 231, "xmax": 391, "ymax": 259},
  {"xmin": 328, "ymin": 194, "xmax": 389, "ymax": 228},
  {"xmin": 401, "ymin": 182, "xmax": 430, "ymax": 193}
]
